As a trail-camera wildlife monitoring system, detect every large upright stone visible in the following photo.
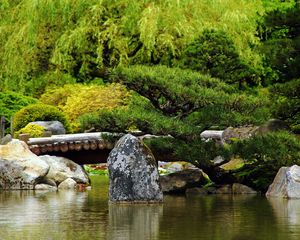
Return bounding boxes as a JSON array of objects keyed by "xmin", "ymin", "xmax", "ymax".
[
  {"xmin": 266, "ymin": 165, "xmax": 300, "ymax": 198},
  {"xmin": 107, "ymin": 134, "xmax": 163, "ymax": 203}
]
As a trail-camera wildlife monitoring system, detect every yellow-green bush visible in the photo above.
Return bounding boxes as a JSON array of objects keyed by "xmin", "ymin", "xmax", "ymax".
[
  {"xmin": 40, "ymin": 83, "xmax": 131, "ymax": 122},
  {"xmin": 15, "ymin": 123, "xmax": 46, "ymax": 138},
  {"xmin": 13, "ymin": 103, "xmax": 70, "ymax": 132},
  {"xmin": 39, "ymin": 84, "xmax": 85, "ymax": 109}
]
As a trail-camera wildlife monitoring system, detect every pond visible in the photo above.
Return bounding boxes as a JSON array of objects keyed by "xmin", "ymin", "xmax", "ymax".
[{"xmin": 1, "ymin": 175, "xmax": 300, "ymax": 240}]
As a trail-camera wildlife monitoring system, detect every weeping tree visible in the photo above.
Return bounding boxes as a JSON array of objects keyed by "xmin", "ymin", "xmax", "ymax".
[{"xmin": 0, "ymin": 0, "xmax": 265, "ymax": 95}]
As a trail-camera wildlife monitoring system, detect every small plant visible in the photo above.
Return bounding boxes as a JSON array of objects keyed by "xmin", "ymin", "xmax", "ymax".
[
  {"xmin": 84, "ymin": 165, "xmax": 108, "ymax": 176},
  {"xmin": 15, "ymin": 123, "xmax": 46, "ymax": 138}
]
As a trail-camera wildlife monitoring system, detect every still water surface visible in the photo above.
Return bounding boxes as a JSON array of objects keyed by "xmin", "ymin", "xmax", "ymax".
[{"xmin": 1, "ymin": 176, "xmax": 300, "ymax": 240}]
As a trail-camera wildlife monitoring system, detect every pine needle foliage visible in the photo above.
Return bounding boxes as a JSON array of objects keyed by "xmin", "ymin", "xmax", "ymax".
[{"xmin": 109, "ymin": 65, "xmax": 271, "ymax": 126}]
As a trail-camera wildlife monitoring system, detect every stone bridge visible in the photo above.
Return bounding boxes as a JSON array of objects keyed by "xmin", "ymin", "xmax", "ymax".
[
  {"xmin": 24, "ymin": 130, "xmax": 225, "ymax": 165},
  {"xmin": 26, "ymin": 132, "xmax": 122, "ymax": 165}
]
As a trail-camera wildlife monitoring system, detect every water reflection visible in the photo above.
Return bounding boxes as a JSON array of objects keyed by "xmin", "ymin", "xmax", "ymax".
[
  {"xmin": 268, "ymin": 197, "xmax": 300, "ymax": 239},
  {"xmin": 159, "ymin": 195, "xmax": 281, "ymax": 240},
  {"xmin": 0, "ymin": 177, "xmax": 109, "ymax": 240},
  {"xmin": 108, "ymin": 203, "xmax": 163, "ymax": 240},
  {"xmin": 1, "ymin": 176, "xmax": 300, "ymax": 240}
]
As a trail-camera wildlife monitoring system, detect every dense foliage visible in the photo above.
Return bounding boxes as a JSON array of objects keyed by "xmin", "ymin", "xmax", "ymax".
[
  {"xmin": 1, "ymin": 0, "xmax": 300, "ymax": 191},
  {"xmin": 179, "ymin": 29, "xmax": 260, "ymax": 86},
  {"xmin": 259, "ymin": 3, "xmax": 300, "ymax": 83},
  {"xmin": 270, "ymin": 79, "xmax": 300, "ymax": 133},
  {"xmin": 40, "ymin": 83, "xmax": 131, "ymax": 123},
  {"xmin": 110, "ymin": 66, "xmax": 271, "ymax": 127},
  {"xmin": 0, "ymin": 0, "xmax": 264, "ymax": 94}
]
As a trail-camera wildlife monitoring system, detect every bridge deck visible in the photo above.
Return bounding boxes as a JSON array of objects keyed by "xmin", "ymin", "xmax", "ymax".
[{"xmin": 26, "ymin": 132, "xmax": 122, "ymax": 162}]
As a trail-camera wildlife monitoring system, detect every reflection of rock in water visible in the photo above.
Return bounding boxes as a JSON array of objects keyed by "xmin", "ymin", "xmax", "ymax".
[
  {"xmin": 108, "ymin": 203, "xmax": 163, "ymax": 240},
  {"xmin": 268, "ymin": 198, "xmax": 300, "ymax": 225},
  {"xmin": 0, "ymin": 190, "xmax": 88, "ymax": 227},
  {"xmin": 268, "ymin": 197, "xmax": 300, "ymax": 240}
]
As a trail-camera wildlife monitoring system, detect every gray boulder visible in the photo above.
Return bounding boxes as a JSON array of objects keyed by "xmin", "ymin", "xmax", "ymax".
[
  {"xmin": 108, "ymin": 134, "xmax": 163, "ymax": 203},
  {"xmin": 29, "ymin": 121, "xmax": 66, "ymax": 135},
  {"xmin": 232, "ymin": 183, "xmax": 257, "ymax": 194},
  {"xmin": 266, "ymin": 165, "xmax": 300, "ymax": 198},
  {"xmin": 0, "ymin": 140, "xmax": 49, "ymax": 190},
  {"xmin": 39, "ymin": 155, "xmax": 90, "ymax": 185},
  {"xmin": 160, "ymin": 169, "xmax": 207, "ymax": 193},
  {"xmin": 215, "ymin": 183, "xmax": 257, "ymax": 194}
]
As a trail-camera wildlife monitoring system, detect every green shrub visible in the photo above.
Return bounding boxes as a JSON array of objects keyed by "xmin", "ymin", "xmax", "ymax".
[
  {"xmin": 0, "ymin": 91, "xmax": 38, "ymax": 133},
  {"xmin": 227, "ymin": 131, "xmax": 300, "ymax": 191},
  {"xmin": 13, "ymin": 103, "xmax": 70, "ymax": 132},
  {"xmin": 15, "ymin": 123, "xmax": 46, "ymax": 138}
]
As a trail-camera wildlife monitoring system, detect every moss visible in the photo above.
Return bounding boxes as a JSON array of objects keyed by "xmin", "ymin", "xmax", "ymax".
[{"xmin": 220, "ymin": 158, "xmax": 245, "ymax": 171}]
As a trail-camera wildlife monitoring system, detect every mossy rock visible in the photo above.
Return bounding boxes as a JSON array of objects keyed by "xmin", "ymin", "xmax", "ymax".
[{"xmin": 220, "ymin": 157, "xmax": 245, "ymax": 171}]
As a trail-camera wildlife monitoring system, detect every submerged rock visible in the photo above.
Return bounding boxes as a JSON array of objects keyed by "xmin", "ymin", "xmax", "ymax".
[
  {"xmin": 108, "ymin": 134, "xmax": 163, "ymax": 203},
  {"xmin": 232, "ymin": 183, "xmax": 257, "ymax": 194},
  {"xmin": 266, "ymin": 165, "xmax": 300, "ymax": 198},
  {"xmin": 186, "ymin": 187, "xmax": 209, "ymax": 195},
  {"xmin": 186, "ymin": 183, "xmax": 257, "ymax": 195},
  {"xmin": 35, "ymin": 183, "xmax": 57, "ymax": 191}
]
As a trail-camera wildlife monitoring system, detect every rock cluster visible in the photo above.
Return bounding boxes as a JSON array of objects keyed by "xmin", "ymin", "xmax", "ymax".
[{"xmin": 0, "ymin": 140, "xmax": 89, "ymax": 191}]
